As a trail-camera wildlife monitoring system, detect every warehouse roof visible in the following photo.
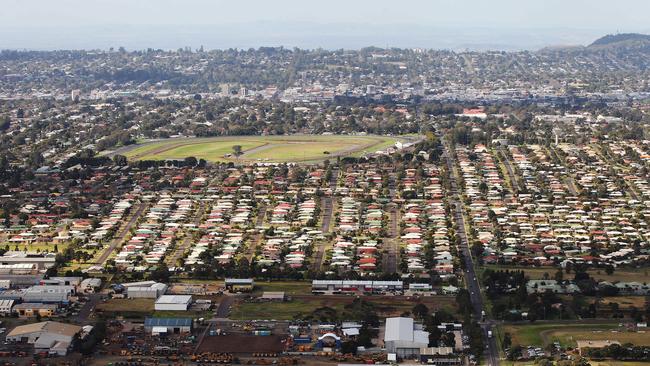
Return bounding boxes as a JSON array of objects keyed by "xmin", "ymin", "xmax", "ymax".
[
  {"xmin": 0, "ymin": 299, "xmax": 14, "ymax": 307},
  {"xmin": 144, "ymin": 317, "xmax": 192, "ymax": 327},
  {"xmin": 155, "ymin": 295, "xmax": 192, "ymax": 304},
  {"xmin": 7, "ymin": 321, "xmax": 81, "ymax": 338},
  {"xmin": 261, "ymin": 292, "xmax": 285, "ymax": 300},
  {"xmin": 225, "ymin": 278, "xmax": 254, "ymax": 284},
  {"xmin": 385, "ymin": 317, "xmax": 414, "ymax": 342}
]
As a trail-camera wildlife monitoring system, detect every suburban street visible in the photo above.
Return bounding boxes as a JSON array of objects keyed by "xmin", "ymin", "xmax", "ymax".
[
  {"xmin": 1, "ymin": 4, "xmax": 648, "ymax": 364},
  {"xmin": 497, "ymin": 146, "xmax": 520, "ymax": 194},
  {"xmin": 244, "ymin": 203, "xmax": 267, "ymax": 261},
  {"xmin": 95, "ymin": 202, "xmax": 148, "ymax": 266},
  {"xmin": 444, "ymin": 141, "xmax": 500, "ymax": 366},
  {"xmin": 383, "ymin": 204, "xmax": 399, "ymax": 273},
  {"xmin": 311, "ymin": 168, "xmax": 338, "ymax": 271},
  {"xmin": 166, "ymin": 201, "xmax": 207, "ymax": 266}
]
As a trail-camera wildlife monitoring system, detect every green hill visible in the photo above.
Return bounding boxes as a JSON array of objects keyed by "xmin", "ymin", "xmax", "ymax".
[{"xmin": 589, "ymin": 33, "xmax": 650, "ymax": 47}]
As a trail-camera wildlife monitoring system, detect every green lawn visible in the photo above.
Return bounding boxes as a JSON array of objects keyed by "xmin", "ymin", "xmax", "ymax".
[
  {"xmin": 482, "ymin": 265, "xmax": 650, "ymax": 283},
  {"xmin": 125, "ymin": 139, "xmax": 263, "ymax": 161},
  {"xmin": 254, "ymin": 281, "xmax": 313, "ymax": 296},
  {"xmin": 1, "ymin": 242, "xmax": 69, "ymax": 253},
  {"xmin": 500, "ymin": 323, "xmax": 639, "ymax": 348},
  {"xmin": 120, "ymin": 135, "xmax": 410, "ymax": 163},
  {"xmin": 245, "ymin": 141, "xmax": 354, "ymax": 160},
  {"xmin": 589, "ymin": 362, "xmax": 650, "ymax": 366},
  {"xmin": 151, "ymin": 140, "xmax": 263, "ymax": 161},
  {"xmin": 349, "ymin": 136, "xmax": 405, "ymax": 157}
]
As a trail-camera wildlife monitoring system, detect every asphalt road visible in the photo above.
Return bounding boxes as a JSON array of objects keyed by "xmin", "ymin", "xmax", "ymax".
[
  {"xmin": 565, "ymin": 177, "xmax": 579, "ymax": 196},
  {"xmin": 95, "ymin": 202, "xmax": 147, "ymax": 265},
  {"xmin": 72, "ymin": 293, "xmax": 103, "ymax": 323},
  {"xmin": 311, "ymin": 168, "xmax": 338, "ymax": 271},
  {"xmin": 382, "ymin": 174, "xmax": 399, "ymax": 273},
  {"xmin": 383, "ymin": 204, "xmax": 399, "ymax": 274},
  {"xmin": 444, "ymin": 142, "xmax": 500, "ymax": 366},
  {"xmin": 498, "ymin": 147, "xmax": 520, "ymax": 194},
  {"xmin": 243, "ymin": 203, "xmax": 268, "ymax": 261},
  {"xmin": 320, "ymin": 196, "xmax": 334, "ymax": 233},
  {"xmin": 548, "ymin": 146, "xmax": 580, "ymax": 196},
  {"xmin": 310, "ymin": 197, "xmax": 331, "ymax": 271},
  {"xmin": 255, "ymin": 204, "xmax": 267, "ymax": 228},
  {"xmin": 166, "ymin": 201, "xmax": 206, "ymax": 266}
]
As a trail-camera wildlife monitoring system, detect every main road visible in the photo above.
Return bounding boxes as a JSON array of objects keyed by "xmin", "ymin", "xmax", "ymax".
[{"xmin": 444, "ymin": 140, "xmax": 500, "ymax": 366}]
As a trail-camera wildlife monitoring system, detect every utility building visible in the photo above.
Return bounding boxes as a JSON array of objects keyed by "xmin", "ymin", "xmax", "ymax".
[
  {"xmin": 384, "ymin": 317, "xmax": 430, "ymax": 359},
  {"xmin": 154, "ymin": 295, "xmax": 192, "ymax": 311}
]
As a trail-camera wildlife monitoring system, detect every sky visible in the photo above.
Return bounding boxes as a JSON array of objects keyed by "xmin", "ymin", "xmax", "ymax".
[{"xmin": 1, "ymin": 0, "xmax": 649, "ymax": 50}]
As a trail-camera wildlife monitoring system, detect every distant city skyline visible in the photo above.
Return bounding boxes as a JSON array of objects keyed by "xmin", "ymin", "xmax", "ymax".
[{"xmin": 1, "ymin": 0, "xmax": 649, "ymax": 50}]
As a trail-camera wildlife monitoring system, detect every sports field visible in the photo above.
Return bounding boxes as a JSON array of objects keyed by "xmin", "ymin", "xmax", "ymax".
[
  {"xmin": 119, "ymin": 135, "xmax": 417, "ymax": 163},
  {"xmin": 501, "ymin": 323, "xmax": 650, "ymax": 348}
]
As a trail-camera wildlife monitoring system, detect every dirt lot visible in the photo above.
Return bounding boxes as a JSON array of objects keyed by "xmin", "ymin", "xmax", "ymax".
[
  {"xmin": 230, "ymin": 294, "xmax": 456, "ymax": 320},
  {"xmin": 168, "ymin": 282, "xmax": 223, "ymax": 295},
  {"xmin": 96, "ymin": 298, "xmax": 154, "ymax": 313},
  {"xmin": 197, "ymin": 334, "xmax": 285, "ymax": 354}
]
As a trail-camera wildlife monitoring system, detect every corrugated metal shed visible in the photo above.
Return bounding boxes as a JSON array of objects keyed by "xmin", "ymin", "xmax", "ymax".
[{"xmin": 385, "ymin": 317, "xmax": 413, "ymax": 342}]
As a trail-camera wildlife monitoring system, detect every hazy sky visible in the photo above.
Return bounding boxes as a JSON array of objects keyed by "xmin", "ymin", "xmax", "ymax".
[{"xmin": 2, "ymin": 0, "xmax": 649, "ymax": 50}]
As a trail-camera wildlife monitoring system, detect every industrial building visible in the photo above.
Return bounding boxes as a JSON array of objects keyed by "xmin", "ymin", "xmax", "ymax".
[
  {"xmin": 6, "ymin": 321, "xmax": 82, "ymax": 356},
  {"xmin": 384, "ymin": 317, "xmax": 430, "ymax": 359},
  {"xmin": 311, "ymin": 280, "xmax": 403, "ymax": 294},
  {"xmin": 408, "ymin": 283, "xmax": 433, "ymax": 294},
  {"xmin": 41, "ymin": 277, "xmax": 82, "ymax": 287},
  {"xmin": 123, "ymin": 281, "xmax": 168, "ymax": 299},
  {"xmin": 144, "ymin": 317, "xmax": 193, "ymax": 335},
  {"xmin": 0, "ymin": 299, "xmax": 14, "ymax": 315},
  {"xmin": 154, "ymin": 295, "xmax": 192, "ymax": 311},
  {"xmin": 0, "ymin": 264, "xmax": 37, "ymax": 275},
  {"xmin": 0, "ymin": 252, "xmax": 56, "ymax": 270},
  {"xmin": 23, "ymin": 285, "xmax": 74, "ymax": 304},
  {"xmin": 13, "ymin": 303, "xmax": 58, "ymax": 318},
  {"xmin": 80, "ymin": 278, "xmax": 102, "ymax": 293},
  {"xmin": 0, "ymin": 275, "xmax": 42, "ymax": 287},
  {"xmin": 260, "ymin": 292, "xmax": 286, "ymax": 301},
  {"xmin": 419, "ymin": 347, "xmax": 461, "ymax": 365},
  {"xmin": 225, "ymin": 278, "xmax": 254, "ymax": 292}
]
